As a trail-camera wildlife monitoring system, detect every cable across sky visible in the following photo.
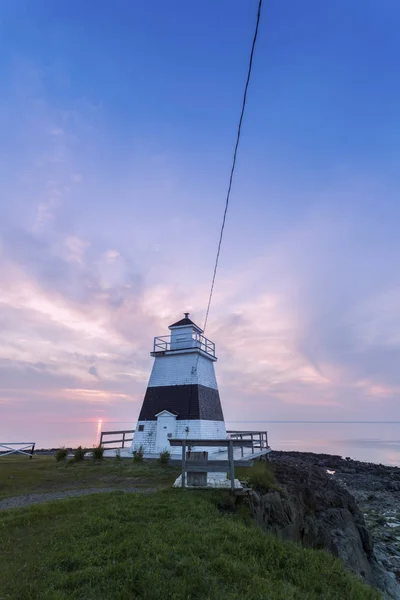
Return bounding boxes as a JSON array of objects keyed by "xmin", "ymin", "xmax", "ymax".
[{"xmin": 202, "ymin": 0, "xmax": 264, "ymax": 332}]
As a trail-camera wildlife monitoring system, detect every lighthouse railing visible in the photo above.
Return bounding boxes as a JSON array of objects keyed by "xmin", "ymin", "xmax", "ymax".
[
  {"xmin": 226, "ymin": 431, "xmax": 269, "ymax": 457},
  {"xmin": 153, "ymin": 334, "xmax": 215, "ymax": 357}
]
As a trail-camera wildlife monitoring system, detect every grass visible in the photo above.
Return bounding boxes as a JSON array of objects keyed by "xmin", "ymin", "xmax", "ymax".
[
  {"xmin": 133, "ymin": 444, "xmax": 144, "ymax": 463},
  {"xmin": 91, "ymin": 445, "xmax": 105, "ymax": 461},
  {"xmin": 73, "ymin": 446, "xmax": 87, "ymax": 461},
  {"xmin": 0, "ymin": 456, "xmax": 180, "ymax": 499},
  {"xmin": 0, "ymin": 489, "xmax": 380, "ymax": 600},
  {"xmin": 55, "ymin": 448, "xmax": 68, "ymax": 462},
  {"xmin": 235, "ymin": 460, "xmax": 278, "ymax": 492},
  {"xmin": 158, "ymin": 449, "xmax": 171, "ymax": 465}
]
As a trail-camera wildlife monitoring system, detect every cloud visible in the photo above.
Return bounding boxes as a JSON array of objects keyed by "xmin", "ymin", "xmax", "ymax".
[
  {"xmin": 88, "ymin": 364, "xmax": 99, "ymax": 378},
  {"xmin": 62, "ymin": 236, "xmax": 90, "ymax": 266},
  {"xmin": 104, "ymin": 249, "xmax": 120, "ymax": 263},
  {"xmin": 71, "ymin": 173, "xmax": 83, "ymax": 183},
  {"xmin": 49, "ymin": 127, "xmax": 64, "ymax": 137},
  {"xmin": 2, "ymin": 204, "xmax": 400, "ymax": 447}
]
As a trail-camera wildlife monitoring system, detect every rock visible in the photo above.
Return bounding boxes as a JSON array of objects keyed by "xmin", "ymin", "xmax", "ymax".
[
  {"xmin": 250, "ymin": 452, "xmax": 400, "ymax": 599},
  {"xmin": 358, "ymin": 525, "xmax": 374, "ymax": 556},
  {"xmin": 250, "ymin": 462, "xmax": 372, "ymax": 579}
]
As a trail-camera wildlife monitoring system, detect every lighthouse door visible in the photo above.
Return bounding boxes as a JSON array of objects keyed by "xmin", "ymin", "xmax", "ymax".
[{"xmin": 155, "ymin": 411, "xmax": 177, "ymax": 453}]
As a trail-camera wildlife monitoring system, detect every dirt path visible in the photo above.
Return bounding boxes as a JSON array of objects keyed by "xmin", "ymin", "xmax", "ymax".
[{"xmin": 0, "ymin": 487, "xmax": 156, "ymax": 511}]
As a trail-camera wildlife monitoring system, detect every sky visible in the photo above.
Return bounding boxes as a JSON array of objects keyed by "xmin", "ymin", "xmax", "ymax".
[{"xmin": 1, "ymin": 0, "xmax": 400, "ymax": 449}]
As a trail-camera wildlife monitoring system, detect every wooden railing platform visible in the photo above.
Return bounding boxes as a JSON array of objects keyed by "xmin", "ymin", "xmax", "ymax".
[
  {"xmin": 99, "ymin": 430, "xmax": 135, "ymax": 449},
  {"xmin": 227, "ymin": 430, "xmax": 269, "ymax": 456},
  {"xmin": 169, "ymin": 435, "xmax": 270, "ymax": 491},
  {"xmin": 98, "ymin": 428, "xmax": 271, "ymax": 476}
]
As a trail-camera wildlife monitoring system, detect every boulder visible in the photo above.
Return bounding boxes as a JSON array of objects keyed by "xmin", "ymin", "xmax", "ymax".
[{"xmin": 250, "ymin": 459, "xmax": 373, "ymax": 583}]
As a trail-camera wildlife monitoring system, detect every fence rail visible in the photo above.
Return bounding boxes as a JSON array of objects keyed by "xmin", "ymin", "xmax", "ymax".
[
  {"xmin": 99, "ymin": 430, "xmax": 134, "ymax": 449},
  {"xmin": 0, "ymin": 442, "xmax": 35, "ymax": 459},
  {"xmin": 227, "ymin": 431, "xmax": 269, "ymax": 457},
  {"xmin": 98, "ymin": 429, "xmax": 270, "ymax": 463}
]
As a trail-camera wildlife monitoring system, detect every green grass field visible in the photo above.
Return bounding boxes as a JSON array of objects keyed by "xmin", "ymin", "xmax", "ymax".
[
  {"xmin": 0, "ymin": 455, "xmax": 180, "ymax": 499},
  {"xmin": 0, "ymin": 485, "xmax": 380, "ymax": 599},
  {"xmin": 0, "ymin": 457, "xmax": 381, "ymax": 599}
]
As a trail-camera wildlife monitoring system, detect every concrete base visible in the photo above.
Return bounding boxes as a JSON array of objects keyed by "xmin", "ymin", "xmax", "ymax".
[
  {"xmin": 173, "ymin": 474, "xmax": 242, "ymax": 489},
  {"xmin": 103, "ymin": 449, "xmax": 133, "ymax": 458}
]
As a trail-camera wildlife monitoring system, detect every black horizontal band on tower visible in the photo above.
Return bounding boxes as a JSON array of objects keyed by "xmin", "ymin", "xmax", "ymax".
[{"xmin": 138, "ymin": 384, "xmax": 224, "ymax": 421}]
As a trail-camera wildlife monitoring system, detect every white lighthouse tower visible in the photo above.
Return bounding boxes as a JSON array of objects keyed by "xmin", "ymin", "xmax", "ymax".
[{"xmin": 131, "ymin": 313, "xmax": 227, "ymax": 457}]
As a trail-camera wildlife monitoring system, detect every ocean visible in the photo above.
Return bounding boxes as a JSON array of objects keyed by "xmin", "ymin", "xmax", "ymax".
[
  {"xmin": 29, "ymin": 420, "xmax": 400, "ymax": 467},
  {"xmin": 243, "ymin": 421, "xmax": 400, "ymax": 466}
]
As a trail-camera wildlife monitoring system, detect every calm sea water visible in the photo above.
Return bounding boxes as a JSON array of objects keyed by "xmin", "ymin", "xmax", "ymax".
[
  {"xmin": 247, "ymin": 421, "xmax": 400, "ymax": 467},
  {"xmin": 26, "ymin": 420, "xmax": 400, "ymax": 467},
  {"xmin": 13, "ymin": 421, "xmax": 400, "ymax": 467}
]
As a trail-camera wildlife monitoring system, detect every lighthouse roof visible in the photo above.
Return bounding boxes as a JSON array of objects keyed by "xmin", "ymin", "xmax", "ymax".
[{"xmin": 169, "ymin": 312, "xmax": 203, "ymax": 332}]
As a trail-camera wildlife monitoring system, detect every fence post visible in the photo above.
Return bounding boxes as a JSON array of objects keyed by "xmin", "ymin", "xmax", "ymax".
[
  {"xmin": 228, "ymin": 440, "xmax": 235, "ymax": 491},
  {"xmin": 182, "ymin": 441, "xmax": 187, "ymax": 488}
]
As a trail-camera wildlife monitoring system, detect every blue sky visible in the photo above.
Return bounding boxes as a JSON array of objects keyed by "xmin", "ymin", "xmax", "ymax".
[{"xmin": 1, "ymin": 0, "xmax": 400, "ymax": 447}]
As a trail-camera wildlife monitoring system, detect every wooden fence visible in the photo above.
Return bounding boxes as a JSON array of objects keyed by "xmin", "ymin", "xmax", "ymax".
[
  {"xmin": 99, "ymin": 430, "xmax": 135, "ymax": 449},
  {"xmin": 0, "ymin": 442, "xmax": 35, "ymax": 459},
  {"xmin": 226, "ymin": 431, "xmax": 269, "ymax": 456}
]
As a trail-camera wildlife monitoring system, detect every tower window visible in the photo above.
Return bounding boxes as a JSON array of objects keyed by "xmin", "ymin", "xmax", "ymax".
[{"xmin": 138, "ymin": 425, "xmax": 144, "ymax": 432}]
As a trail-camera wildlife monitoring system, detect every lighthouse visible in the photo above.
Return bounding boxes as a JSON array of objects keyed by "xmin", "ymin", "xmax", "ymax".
[{"xmin": 131, "ymin": 313, "xmax": 227, "ymax": 457}]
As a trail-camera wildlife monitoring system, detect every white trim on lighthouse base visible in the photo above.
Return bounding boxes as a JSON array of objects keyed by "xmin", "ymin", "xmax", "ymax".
[{"xmin": 173, "ymin": 475, "xmax": 242, "ymax": 489}]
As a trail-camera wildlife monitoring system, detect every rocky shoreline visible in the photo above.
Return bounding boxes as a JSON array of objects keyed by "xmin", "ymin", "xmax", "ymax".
[{"xmin": 267, "ymin": 451, "xmax": 400, "ymax": 599}]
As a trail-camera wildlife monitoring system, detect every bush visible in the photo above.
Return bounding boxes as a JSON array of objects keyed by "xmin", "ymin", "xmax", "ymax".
[
  {"xmin": 115, "ymin": 448, "xmax": 121, "ymax": 461},
  {"xmin": 55, "ymin": 447, "xmax": 68, "ymax": 462},
  {"xmin": 235, "ymin": 460, "xmax": 276, "ymax": 492},
  {"xmin": 132, "ymin": 445, "xmax": 144, "ymax": 463},
  {"xmin": 158, "ymin": 450, "xmax": 170, "ymax": 465},
  {"xmin": 92, "ymin": 445, "xmax": 104, "ymax": 461},
  {"xmin": 73, "ymin": 446, "xmax": 87, "ymax": 462}
]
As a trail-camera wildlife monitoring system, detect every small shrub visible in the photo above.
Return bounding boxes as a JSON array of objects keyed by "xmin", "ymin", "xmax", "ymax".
[
  {"xmin": 115, "ymin": 448, "xmax": 121, "ymax": 461},
  {"xmin": 158, "ymin": 450, "xmax": 170, "ymax": 465},
  {"xmin": 92, "ymin": 445, "xmax": 104, "ymax": 461},
  {"xmin": 236, "ymin": 460, "xmax": 276, "ymax": 492},
  {"xmin": 132, "ymin": 445, "xmax": 144, "ymax": 463},
  {"xmin": 55, "ymin": 447, "xmax": 68, "ymax": 462},
  {"xmin": 73, "ymin": 446, "xmax": 87, "ymax": 462}
]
